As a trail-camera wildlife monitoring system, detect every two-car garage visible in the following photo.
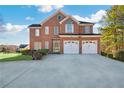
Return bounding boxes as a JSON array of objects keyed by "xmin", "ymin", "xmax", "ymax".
[{"xmin": 63, "ymin": 40, "xmax": 98, "ymax": 54}]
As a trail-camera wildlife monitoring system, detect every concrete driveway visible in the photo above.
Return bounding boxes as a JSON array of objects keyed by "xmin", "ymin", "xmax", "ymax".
[{"xmin": 0, "ymin": 54, "xmax": 124, "ymax": 88}]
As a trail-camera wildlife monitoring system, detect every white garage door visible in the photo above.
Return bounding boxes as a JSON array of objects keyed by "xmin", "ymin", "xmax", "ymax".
[
  {"xmin": 82, "ymin": 40, "xmax": 97, "ymax": 54},
  {"xmin": 64, "ymin": 40, "xmax": 79, "ymax": 54}
]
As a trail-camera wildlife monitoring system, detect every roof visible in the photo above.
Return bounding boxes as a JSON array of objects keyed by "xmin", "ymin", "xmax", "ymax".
[
  {"xmin": 19, "ymin": 44, "xmax": 28, "ymax": 48},
  {"xmin": 40, "ymin": 10, "xmax": 67, "ymax": 25},
  {"xmin": 79, "ymin": 21, "xmax": 94, "ymax": 24},
  {"xmin": 59, "ymin": 33, "xmax": 101, "ymax": 35},
  {"xmin": 28, "ymin": 24, "xmax": 41, "ymax": 27},
  {"xmin": 59, "ymin": 15, "xmax": 79, "ymax": 24},
  {"xmin": 28, "ymin": 10, "xmax": 95, "ymax": 27}
]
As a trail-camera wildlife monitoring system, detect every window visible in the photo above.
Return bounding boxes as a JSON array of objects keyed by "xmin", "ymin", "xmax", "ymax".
[
  {"xmin": 65, "ymin": 23, "xmax": 74, "ymax": 33},
  {"xmin": 35, "ymin": 28, "xmax": 40, "ymax": 36},
  {"xmin": 84, "ymin": 26, "xmax": 90, "ymax": 34},
  {"xmin": 45, "ymin": 26, "xmax": 49, "ymax": 35},
  {"xmin": 45, "ymin": 41, "xmax": 49, "ymax": 49},
  {"xmin": 34, "ymin": 42, "xmax": 41, "ymax": 50},
  {"xmin": 54, "ymin": 26, "xmax": 59, "ymax": 35},
  {"xmin": 57, "ymin": 14, "xmax": 63, "ymax": 21}
]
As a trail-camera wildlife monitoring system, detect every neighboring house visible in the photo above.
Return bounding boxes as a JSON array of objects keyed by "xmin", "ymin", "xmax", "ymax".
[
  {"xmin": 28, "ymin": 10, "xmax": 101, "ymax": 54},
  {"xmin": 18, "ymin": 44, "xmax": 29, "ymax": 51},
  {"xmin": 0, "ymin": 45, "xmax": 18, "ymax": 52}
]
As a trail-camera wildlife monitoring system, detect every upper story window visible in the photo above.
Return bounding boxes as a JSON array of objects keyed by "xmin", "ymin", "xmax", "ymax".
[
  {"xmin": 35, "ymin": 28, "xmax": 40, "ymax": 37},
  {"xmin": 54, "ymin": 26, "xmax": 59, "ymax": 35},
  {"xmin": 65, "ymin": 20, "xmax": 74, "ymax": 33},
  {"xmin": 57, "ymin": 14, "xmax": 63, "ymax": 21},
  {"xmin": 45, "ymin": 26, "xmax": 49, "ymax": 35},
  {"xmin": 84, "ymin": 26, "xmax": 91, "ymax": 34}
]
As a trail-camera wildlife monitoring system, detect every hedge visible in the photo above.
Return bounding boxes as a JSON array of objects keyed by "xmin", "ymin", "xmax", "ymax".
[
  {"xmin": 101, "ymin": 51, "xmax": 107, "ymax": 56},
  {"xmin": 107, "ymin": 54, "xmax": 113, "ymax": 59},
  {"xmin": 115, "ymin": 50, "xmax": 124, "ymax": 62},
  {"xmin": 20, "ymin": 49, "xmax": 49, "ymax": 60},
  {"xmin": 20, "ymin": 49, "xmax": 32, "ymax": 55},
  {"xmin": 37, "ymin": 49, "xmax": 49, "ymax": 55}
]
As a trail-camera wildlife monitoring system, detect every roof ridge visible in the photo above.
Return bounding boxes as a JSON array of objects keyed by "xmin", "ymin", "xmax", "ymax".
[{"xmin": 40, "ymin": 10, "xmax": 68, "ymax": 25}]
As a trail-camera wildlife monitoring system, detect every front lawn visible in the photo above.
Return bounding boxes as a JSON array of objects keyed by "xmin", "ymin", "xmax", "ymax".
[{"xmin": 0, "ymin": 53, "xmax": 32, "ymax": 62}]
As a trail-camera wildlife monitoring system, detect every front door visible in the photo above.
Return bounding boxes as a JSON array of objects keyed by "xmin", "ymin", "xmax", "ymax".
[{"xmin": 52, "ymin": 40, "xmax": 60, "ymax": 53}]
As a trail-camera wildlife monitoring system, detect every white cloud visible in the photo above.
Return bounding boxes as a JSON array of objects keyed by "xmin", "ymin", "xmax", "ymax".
[
  {"xmin": 37, "ymin": 5, "xmax": 52, "ymax": 13},
  {"xmin": 1, "ymin": 23, "xmax": 27, "ymax": 33},
  {"xmin": 53, "ymin": 5, "xmax": 64, "ymax": 9},
  {"xmin": 36, "ymin": 5, "xmax": 64, "ymax": 13},
  {"xmin": 93, "ymin": 24, "xmax": 102, "ymax": 33},
  {"xmin": 25, "ymin": 16, "xmax": 34, "ymax": 21},
  {"xmin": 73, "ymin": 10, "xmax": 106, "ymax": 23},
  {"xmin": 73, "ymin": 10, "xmax": 106, "ymax": 33}
]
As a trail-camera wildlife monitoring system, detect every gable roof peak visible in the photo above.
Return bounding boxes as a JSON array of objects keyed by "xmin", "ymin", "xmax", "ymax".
[
  {"xmin": 59, "ymin": 15, "xmax": 79, "ymax": 24},
  {"xmin": 40, "ymin": 10, "xmax": 67, "ymax": 25},
  {"xmin": 55, "ymin": 9, "xmax": 68, "ymax": 16},
  {"xmin": 56, "ymin": 9, "xmax": 62, "ymax": 13}
]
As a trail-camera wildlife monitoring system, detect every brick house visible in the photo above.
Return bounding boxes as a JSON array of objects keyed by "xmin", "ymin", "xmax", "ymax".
[{"xmin": 28, "ymin": 10, "xmax": 101, "ymax": 54}]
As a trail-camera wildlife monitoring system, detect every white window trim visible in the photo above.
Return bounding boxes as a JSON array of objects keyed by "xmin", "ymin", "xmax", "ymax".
[
  {"xmin": 35, "ymin": 28, "xmax": 40, "ymax": 37},
  {"xmin": 45, "ymin": 26, "xmax": 49, "ymax": 35},
  {"xmin": 65, "ymin": 24, "xmax": 74, "ymax": 33}
]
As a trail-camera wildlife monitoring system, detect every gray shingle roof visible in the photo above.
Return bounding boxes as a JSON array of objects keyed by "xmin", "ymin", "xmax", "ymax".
[
  {"xmin": 28, "ymin": 21, "xmax": 94, "ymax": 28},
  {"xmin": 28, "ymin": 24, "xmax": 41, "ymax": 27},
  {"xmin": 79, "ymin": 21, "xmax": 94, "ymax": 24}
]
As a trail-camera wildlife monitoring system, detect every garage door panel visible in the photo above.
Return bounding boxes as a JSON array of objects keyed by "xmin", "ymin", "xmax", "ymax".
[
  {"xmin": 64, "ymin": 41, "xmax": 79, "ymax": 54},
  {"xmin": 82, "ymin": 40, "xmax": 97, "ymax": 54}
]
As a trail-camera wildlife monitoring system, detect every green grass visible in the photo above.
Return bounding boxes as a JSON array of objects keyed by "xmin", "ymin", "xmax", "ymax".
[{"xmin": 0, "ymin": 53, "xmax": 32, "ymax": 62}]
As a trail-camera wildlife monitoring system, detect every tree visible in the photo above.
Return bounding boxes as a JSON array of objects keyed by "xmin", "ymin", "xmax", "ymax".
[{"xmin": 100, "ymin": 5, "xmax": 124, "ymax": 54}]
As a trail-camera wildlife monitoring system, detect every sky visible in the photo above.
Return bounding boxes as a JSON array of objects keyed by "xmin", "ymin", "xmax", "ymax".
[{"xmin": 0, "ymin": 5, "xmax": 111, "ymax": 45}]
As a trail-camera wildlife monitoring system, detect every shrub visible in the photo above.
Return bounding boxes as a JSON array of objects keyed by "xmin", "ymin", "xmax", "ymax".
[
  {"xmin": 107, "ymin": 54, "xmax": 113, "ymax": 59},
  {"xmin": 1, "ymin": 47, "xmax": 11, "ymax": 53},
  {"xmin": 31, "ymin": 49, "xmax": 49, "ymax": 60},
  {"xmin": 20, "ymin": 49, "xmax": 31, "ymax": 55},
  {"xmin": 115, "ymin": 50, "xmax": 124, "ymax": 61},
  {"xmin": 20, "ymin": 49, "xmax": 49, "ymax": 60},
  {"xmin": 37, "ymin": 49, "xmax": 49, "ymax": 55},
  {"xmin": 101, "ymin": 51, "xmax": 107, "ymax": 56},
  {"xmin": 1, "ymin": 47, "xmax": 7, "ymax": 53},
  {"xmin": 32, "ymin": 50, "xmax": 42, "ymax": 60}
]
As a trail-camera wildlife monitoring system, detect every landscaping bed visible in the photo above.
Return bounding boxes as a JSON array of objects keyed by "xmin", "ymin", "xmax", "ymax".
[
  {"xmin": 101, "ymin": 50, "xmax": 124, "ymax": 62},
  {"xmin": 20, "ymin": 49, "xmax": 49, "ymax": 60},
  {"xmin": 0, "ymin": 49, "xmax": 49, "ymax": 62}
]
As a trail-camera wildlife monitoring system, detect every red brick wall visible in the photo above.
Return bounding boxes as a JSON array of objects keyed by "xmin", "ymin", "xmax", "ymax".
[
  {"xmin": 29, "ymin": 11, "xmax": 99, "ymax": 54},
  {"xmin": 29, "ymin": 12, "xmax": 66, "ymax": 52}
]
